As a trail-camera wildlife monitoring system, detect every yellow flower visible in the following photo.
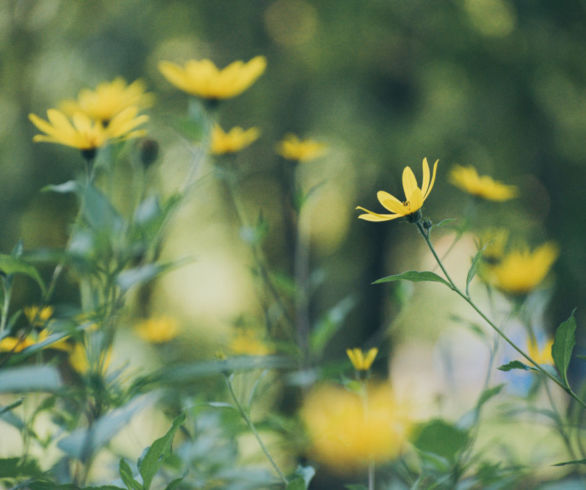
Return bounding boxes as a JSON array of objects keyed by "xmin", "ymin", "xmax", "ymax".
[
  {"xmin": 346, "ymin": 347, "xmax": 378, "ymax": 371},
  {"xmin": 449, "ymin": 165, "xmax": 518, "ymax": 201},
  {"xmin": 134, "ymin": 316, "xmax": 179, "ymax": 344},
  {"xmin": 301, "ymin": 382, "xmax": 410, "ymax": 473},
  {"xmin": 229, "ymin": 329, "xmax": 272, "ymax": 356},
  {"xmin": 527, "ymin": 338, "xmax": 554, "ymax": 365},
  {"xmin": 69, "ymin": 342, "xmax": 111, "ymax": 375},
  {"xmin": 357, "ymin": 158, "xmax": 438, "ymax": 222},
  {"xmin": 275, "ymin": 134, "xmax": 327, "ymax": 162},
  {"xmin": 29, "ymin": 107, "xmax": 148, "ymax": 151},
  {"xmin": 0, "ymin": 329, "xmax": 69, "ymax": 353},
  {"xmin": 486, "ymin": 242, "xmax": 559, "ymax": 294},
  {"xmin": 158, "ymin": 56, "xmax": 267, "ymax": 99},
  {"xmin": 24, "ymin": 305, "xmax": 54, "ymax": 326},
  {"xmin": 60, "ymin": 77, "xmax": 153, "ymax": 123},
  {"xmin": 210, "ymin": 124, "xmax": 260, "ymax": 155},
  {"xmin": 478, "ymin": 228, "xmax": 509, "ymax": 263}
]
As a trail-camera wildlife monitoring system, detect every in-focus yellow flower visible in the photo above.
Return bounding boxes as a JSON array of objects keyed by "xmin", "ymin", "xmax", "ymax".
[
  {"xmin": 357, "ymin": 158, "xmax": 438, "ymax": 222},
  {"xmin": 210, "ymin": 124, "xmax": 260, "ymax": 155},
  {"xmin": 134, "ymin": 316, "xmax": 179, "ymax": 344},
  {"xmin": 449, "ymin": 165, "xmax": 518, "ymax": 201},
  {"xmin": 29, "ymin": 107, "xmax": 148, "ymax": 152},
  {"xmin": 229, "ymin": 329, "xmax": 272, "ymax": 356},
  {"xmin": 527, "ymin": 337, "xmax": 554, "ymax": 365},
  {"xmin": 275, "ymin": 134, "xmax": 327, "ymax": 162},
  {"xmin": 24, "ymin": 305, "xmax": 54, "ymax": 326},
  {"xmin": 69, "ymin": 343, "xmax": 111, "ymax": 374},
  {"xmin": 158, "ymin": 56, "xmax": 267, "ymax": 100},
  {"xmin": 60, "ymin": 77, "xmax": 153, "ymax": 123},
  {"xmin": 486, "ymin": 242, "xmax": 559, "ymax": 294},
  {"xmin": 346, "ymin": 347, "xmax": 378, "ymax": 371},
  {"xmin": 301, "ymin": 382, "xmax": 411, "ymax": 473}
]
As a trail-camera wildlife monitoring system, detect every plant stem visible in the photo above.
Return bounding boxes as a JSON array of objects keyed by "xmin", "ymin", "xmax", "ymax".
[
  {"xmin": 224, "ymin": 374, "xmax": 288, "ymax": 485},
  {"xmin": 415, "ymin": 222, "xmax": 586, "ymax": 410},
  {"xmin": 368, "ymin": 460, "xmax": 375, "ymax": 490}
]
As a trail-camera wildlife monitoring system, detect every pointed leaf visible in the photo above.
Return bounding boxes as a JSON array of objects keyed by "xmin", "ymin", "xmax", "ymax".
[
  {"xmin": 138, "ymin": 413, "xmax": 185, "ymax": 490},
  {"xmin": 0, "ymin": 254, "xmax": 46, "ymax": 294},
  {"xmin": 466, "ymin": 246, "xmax": 486, "ymax": 297},
  {"xmin": 476, "ymin": 384, "xmax": 504, "ymax": 410},
  {"xmin": 119, "ymin": 458, "xmax": 142, "ymax": 490},
  {"xmin": 373, "ymin": 270, "xmax": 450, "ymax": 287},
  {"xmin": 413, "ymin": 419, "xmax": 469, "ymax": 462},
  {"xmin": 310, "ymin": 296, "xmax": 356, "ymax": 356},
  {"xmin": 42, "ymin": 180, "xmax": 80, "ymax": 194},
  {"xmin": 552, "ymin": 310, "xmax": 577, "ymax": 388},
  {"xmin": 497, "ymin": 360, "xmax": 531, "ymax": 372},
  {"xmin": 0, "ymin": 365, "xmax": 62, "ymax": 393},
  {"xmin": 553, "ymin": 459, "xmax": 586, "ymax": 467}
]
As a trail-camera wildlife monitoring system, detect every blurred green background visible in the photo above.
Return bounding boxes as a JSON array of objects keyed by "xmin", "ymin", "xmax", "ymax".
[{"xmin": 1, "ymin": 0, "xmax": 585, "ymax": 365}]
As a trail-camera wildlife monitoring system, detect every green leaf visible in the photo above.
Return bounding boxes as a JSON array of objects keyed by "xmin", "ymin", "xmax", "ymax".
[
  {"xmin": 286, "ymin": 478, "xmax": 307, "ymax": 490},
  {"xmin": 552, "ymin": 310, "xmax": 577, "ymax": 388},
  {"xmin": 373, "ymin": 270, "xmax": 450, "ymax": 287},
  {"xmin": 58, "ymin": 395, "xmax": 153, "ymax": 460},
  {"xmin": 553, "ymin": 459, "xmax": 586, "ymax": 467},
  {"xmin": 497, "ymin": 360, "xmax": 531, "ymax": 372},
  {"xmin": 138, "ymin": 413, "xmax": 186, "ymax": 490},
  {"xmin": 413, "ymin": 419, "xmax": 469, "ymax": 462},
  {"xmin": 432, "ymin": 218, "xmax": 457, "ymax": 229},
  {"xmin": 117, "ymin": 263, "xmax": 173, "ymax": 292},
  {"xmin": 290, "ymin": 465, "xmax": 315, "ymax": 488},
  {"xmin": 310, "ymin": 296, "xmax": 356, "ymax": 356},
  {"xmin": 476, "ymin": 384, "xmax": 504, "ymax": 410},
  {"xmin": 42, "ymin": 180, "xmax": 80, "ymax": 194},
  {"xmin": 0, "ymin": 254, "xmax": 46, "ymax": 294},
  {"xmin": 119, "ymin": 458, "xmax": 142, "ymax": 490},
  {"xmin": 0, "ymin": 365, "xmax": 62, "ymax": 393},
  {"xmin": 0, "ymin": 457, "xmax": 43, "ymax": 478},
  {"xmin": 82, "ymin": 184, "xmax": 124, "ymax": 233},
  {"xmin": 465, "ymin": 246, "xmax": 485, "ymax": 297},
  {"xmin": 165, "ymin": 477, "xmax": 185, "ymax": 490}
]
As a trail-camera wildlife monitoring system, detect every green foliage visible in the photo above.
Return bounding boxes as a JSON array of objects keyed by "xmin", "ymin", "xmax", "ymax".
[
  {"xmin": 497, "ymin": 360, "xmax": 532, "ymax": 372},
  {"xmin": 373, "ymin": 270, "xmax": 450, "ymax": 287},
  {"xmin": 413, "ymin": 419, "xmax": 469, "ymax": 463},
  {"xmin": 552, "ymin": 310, "xmax": 577, "ymax": 388},
  {"xmin": 0, "ymin": 365, "xmax": 62, "ymax": 393},
  {"xmin": 0, "ymin": 254, "xmax": 46, "ymax": 295}
]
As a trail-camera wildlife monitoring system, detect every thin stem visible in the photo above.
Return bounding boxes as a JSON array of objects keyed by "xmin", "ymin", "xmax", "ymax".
[
  {"xmin": 415, "ymin": 221, "xmax": 586, "ymax": 410},
  {"xmin": 543, "ymin": 379, "xmax": 578, "ymax": 461},
  {"xmin": 368, "ymin": 460, "xmax": 375, "ymax": 490},
  {"xmin": 224, "ymin": 374, "xmax": 288, "ymax": 485},
  {"xmin": 0, "ymin": 278, "xmax": 12, "ymax": 333}
]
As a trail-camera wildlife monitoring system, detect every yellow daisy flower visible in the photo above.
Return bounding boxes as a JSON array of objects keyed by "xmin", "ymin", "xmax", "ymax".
[
  {"xmin": 275, "ymin": 134, "xmax": 327, "ymax": 162},
  {"xmin": 134, "ymin": 316, "xmax": 179, "ymax": 344},
  {"xmin": 346, "ymin": 347, "xmax": 378, "ymax": 371},
  {"xmin": 486, "ymin": 242, "xmax": 559, "ymax": 294},
  {"xmin": 158, "ymin": 56, "xmax": 267, "ymax": 100},
  {"xmin": 449, "ymin": 165, "xmax": 518, "ymax": 201},
  {"xmin": 29, "ymin": 107, "xmax": 148, "ymax": 152},
  {"xmin": 60, "ymin": 77, "xmax": 153, "ymax": 123},
  {"xmin": 357, "ymin": 158, "xmax": 439, "ymax": 222},
  {"xmin": 301, "ymin": 382, "xmax": 411, "ymax": 473},
  {"xmin": 527, "ymin": 337, "xmax": 554, "ymax": 365},
  {"xmin": 210, "ymin": 124, "xmax": 260, "ymax": 155}
]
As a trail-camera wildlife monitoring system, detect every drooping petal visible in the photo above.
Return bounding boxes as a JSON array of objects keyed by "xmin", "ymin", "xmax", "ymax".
[
  {"xmin": 377, "ymin": 191, "xmax": 405, "ymax": 214},
  {"xmin": 356, "ymin": 206, "xmax": 400, "ymax": 222}
]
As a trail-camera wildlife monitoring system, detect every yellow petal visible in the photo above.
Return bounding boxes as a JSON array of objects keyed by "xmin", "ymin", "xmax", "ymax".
[
  {"xmin": 377, "ymin": 191, "xmax": 405, "ymax": 214},
  {"xmin": 401, "ymin": 166, "xmax": 418, "ymax": 201}
]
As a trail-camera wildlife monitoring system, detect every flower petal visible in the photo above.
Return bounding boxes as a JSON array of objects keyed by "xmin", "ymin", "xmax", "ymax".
[
  {"xmin": 356, "ymin": 206, "xmax": 400, "ymax": 222},
  {"xmin": 377, "ymin": 191, "xmax": 405, "ymax": 214},
  {"xmin": 423, "ymin": 159, "xmax": 439, "ymax": 201},
  {"xmin": 402, "ymin": 166, "xmax": 418, "ymax": 201}
]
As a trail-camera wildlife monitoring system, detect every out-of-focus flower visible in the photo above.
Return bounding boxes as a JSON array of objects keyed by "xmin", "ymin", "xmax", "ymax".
[
  {"xmin": 301, "ymin": 382, "xmax": 411, "ymax": 472},
  {"xmin": 276, "ymin": 134, "xmax": 327, "ymax": 162},
  {"xmin": 229, "ymin": 329, "xmax": 272, "ymax": 356},
  {"xmin": 479, "ymin": 228, "xmax": 509, "ymax": 264},
  {"xmin": 527, "ymin": 337, "xmax": 554, "ymax": 365},
  {"xmin": 0, "ymin": 329, "xmax": 69, "ymax": 353},
  {"xmin": 158, "ymin": 56, "xmax": 267, "ymax": 100},
  {"xmin": 486, "ymin": 242, "xmax": 559, "ymax": 294},
  {"xmin": 24, "ymin": 305, "xmax": 54, "ymax": 326},
  {"xmin": 357, "ymin": 158, "xmax": 438, "ymax": 222},
  {"xmin": 346, "ymin": 347, "xmax": 378, "ymax": 371},
  {"xmin": 134, "ymin": 316, "xmax": 179, "ymax": 344},
  {"xmin": 60, "ymin": 78, "xmax": 153, "ymax": 123},
  {"xmin": 29, "ymin": 107, "xmax": 148, "ymax": 151},
  {"xmin": 449, "ymin": 165, "xmax": 517, "ymax": 201},
  {"xmin": 211, "ymin": 124, "xmax": 260, "ymax": 155},
  {"xmin": 69, "ymin": 343, "xmax": 111, "ymax": 374}
]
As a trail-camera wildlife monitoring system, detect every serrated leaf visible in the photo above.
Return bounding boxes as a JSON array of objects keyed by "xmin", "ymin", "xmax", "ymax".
[
  {"xmin": 119, "ymin": 458, "xmax": 142, "ymax": 490},
  {"xmin": 0, "ymin": 254, "xmax": 46, "ymax": 294},
  {"xmin": 0, "ymin": 365, "xmax": 62, "ymax": 393},
  {"xmin": 373, "ymin": 270, "xmax": 450, "ymax": 287},
  {"xmin": 497, "ymin": 360, "xmax": 531, "ymax": 372},
  {"xmin": 552, "ymin": 310, "xmax": 577, "ymax": 388},
  {"xmin": 553, "ymin": 458, "xmax": 586, "ymax": 467},
  {"xmin": 138, "ymin": 413, "xmax": 185, "ymax": 490},
  {"xmin": 413, "ymin": 419, "xmax": 469, "ymax": 462}
]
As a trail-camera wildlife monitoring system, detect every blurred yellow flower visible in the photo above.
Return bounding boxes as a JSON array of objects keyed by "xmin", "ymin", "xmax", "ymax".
[
  {"xmin": 301, "ymin": 382, "xmax": 410, "ymax": 472},
  {"xmin": 60, "ymin": 77, "xmax": 153, "ymax": 123},
  {"xmin": 69, "ymin": 343, "xmax": 111, "ymax": 374},
  {"xmin": 29, "ymin": 107, "xmax": 148, "ymax": 151},
  {"xmin": 346, "ymin": 347, "xmax": 378, "ymax": 371},
  {"xmin": 24, "ymin": 305, "xmax": 54, "ymax": 326},
  {"xmin": 486, "ymin": 242, "xmax": 559, "ymax": 294},
  {"xmin": 0, "ymin": 329, "xmax": 69, "ymax": 353},
  {"xmin": 449, "ymin": 165, "xmax": 518, "ymax": 201},
  {"xmin": 479, "ymin": 228, "xmax": 509, "ymax": 263},
  {"xmin": 275, "ymin": 134, "xmax": 327, "ymax": 162},
  {"xmin": 230, "ymin": 329, "xmax": 272, "ymax": 356},
  {"xmin": 158, "ymin": 56, "xmax": 267, "ymax": 99},
  {"xmin": 357, "ymin": 158, "xmax": 438, "ymax": 222},
  {"xmin": 134, "ymin": 316, "xmax": 179, "ymax": 344},
  {"xmin": 527, "ymin": 337, "xmax": 554, "ymax": 365},
  {"xmin": 210, "ymin": 124, "xmax": 260, "ymax": 155}
]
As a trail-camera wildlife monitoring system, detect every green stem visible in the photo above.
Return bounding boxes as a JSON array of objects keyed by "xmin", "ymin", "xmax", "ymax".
[
  {"xmin": 368, "ymin": 460, "xmax": 375, "ymax": 490},
  {"xmin": 224, "ymin": 374, "xmax": 288, "ymax": 485},
  {"xmin": 415, "ymin": 221, "xmax": 586, "ymax": 410},
  {"xmin": 0, "ymin": 278, "xmax": 12, "ymax": 333}
]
